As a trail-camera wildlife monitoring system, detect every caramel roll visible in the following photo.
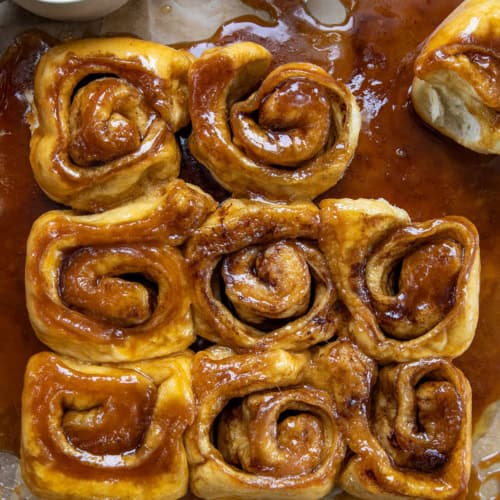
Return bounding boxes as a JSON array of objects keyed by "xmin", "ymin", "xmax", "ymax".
[
  {"xmin": 21, "ymin": 351, "xmax": 193, "ymax": 500},
  {"xmin": 336, "ymin": 356, "xmax": 471, "ymax": 500},
  {"xmin": 186, "ymin": 347, "xmax": 345, "ymax": 499},
  {"xmin": 26, "ymin": 180, "xmax": 216, "ymax": 362},
  {"xmin": 185, "ymin": 198, "xmax": 341, "ymax": 352},
  {"xmin": 319, "ymin": 198, "xmax": 480, "ymax": 363},
  {"xmin": 412, "ymin": 0, "xmax": 499, "ymax": 154},
  {"xmin": 30, "ymin": 37, "xmax": 193, "ymax": 211},
  {"xmin": 188, "ymin": 41, "xmax": 361, "ymax": 201}
]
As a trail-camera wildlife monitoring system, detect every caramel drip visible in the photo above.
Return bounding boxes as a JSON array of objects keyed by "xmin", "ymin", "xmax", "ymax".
[{"xmin": 467, "ymin": 452, "xmax": 500, "ymax": 499}]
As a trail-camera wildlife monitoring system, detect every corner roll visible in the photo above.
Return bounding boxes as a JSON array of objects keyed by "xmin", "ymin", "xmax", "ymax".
[
  {"xmin": 338, "ymin": 356, "xmax": 471, "ymax": 500},
  {"xmin": 21, "ymin": 351, "xmax": 194, "ymax": 500},
  {"xmin": 30, "ymin": 37, "xmax": 194, "ymax": 211}
]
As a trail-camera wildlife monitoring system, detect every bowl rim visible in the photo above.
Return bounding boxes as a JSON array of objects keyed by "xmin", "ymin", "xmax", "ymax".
[{"xmin": 17, "ymin": 0, "xmax": 117, "ymax": 5}]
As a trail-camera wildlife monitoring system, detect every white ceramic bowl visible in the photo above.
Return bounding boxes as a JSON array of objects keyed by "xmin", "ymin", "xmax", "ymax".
[{"xmin": 13, "ymin": 0, "xmax": 129, "ymax": 21}]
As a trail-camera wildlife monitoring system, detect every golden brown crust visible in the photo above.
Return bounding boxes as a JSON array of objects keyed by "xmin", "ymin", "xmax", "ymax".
[
  {"xmin": 188, "ymin": 42, "xmax": 361, "ymax": 200},
  {"xmin": 185, "ymin": 197, "xmax": 343, "ymax": 352},
  {"xmin": 21, "ymin": 351, "xmax": 194, "ymax": 500},
  {"xmin": 334, "ymin": 355, "xmax": 471, "ymax": 500},
  {"xmin": 412, "ymin": 0, "xmax": 499, "ymax": 154},
  {"xmin": 319, "ymin": 198, "xmax": 480, "ymax": 363},
  {"xmin": 185, "ymin": 347, "xmax": 346, "ymax": 499},
  {"xmin": 25, "ymin": 180, "xmax": 216, "ymax": 362},
  {"xmin": 30, "ymin": 37, "xmax": 194, "ymax": 211}
]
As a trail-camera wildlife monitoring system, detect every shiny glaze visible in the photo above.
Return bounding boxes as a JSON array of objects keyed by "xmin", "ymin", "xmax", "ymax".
[
  {"xmin": 31, "ymin": 37, "xmax": 193, "ymax": 212},
  {"xmin": 187, "ymin": 43, "xmax": 360, "ymax": 200},
  {"xmin": 363, "ymin": 216, "xmax": 479, "ymax": 345},
  {"xmin": 342, "ymin": 356, "xmax": 471, "ymax": 498},
  {"xmin": 373, "ymin": 239, "xmax": 462, "ymax": 339},
  {"xmin": 186, "ymin": 347, "xmax": 346, "ymax": 498},
  {"xmin": 185, "ymin": 198, "xmax": 341, "ymax": 351},
  {"xmin": 0, "ymin": 3, "xmax": 498, "ymax": 499},
  {"xmin": 23, "ymin": 353, "xmax": 190, "ymax": 477},
  {"xmin": 21, "ymin": 351, "xmax": 194, "ymax": 498},
  {"xmin": 413, "ymin": 0, "xmax": 499, "ymax": 108},
  {"xmin": 25, "ymin": 179, "xmax": 215, "ymax": 362}
]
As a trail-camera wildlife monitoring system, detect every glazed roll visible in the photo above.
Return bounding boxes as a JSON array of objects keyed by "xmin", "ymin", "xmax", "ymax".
[
  {"xmin": 186, "ymin": 347, "xmax": 345, "ymax": 499},
  {"xmin": 412, "ymin": 0, "xmax": 499, "ymax": 154},
  {"xmin": 185, "ymin": 198, "xmax": 342, "ymax": 351},
  {"xmin": 21, "ymin": 351, "xmax": 194, "ymax": 500},
  {"xmin": 319, "ymin": 198, "xmax": 480, "ymax": 363},
  {"xmin": 30, "ymin": 37, "xmax": 193, "ymax": 211},
  {"xmin": 188, "ymin": 41, "xmax": 361, "ymax": 201},
  {"xmin": 336, "ymin": 356, "xmax": 472, "ymax": 500},
  {"xmin": 26, "ymin": 180, "xmax": 216, "ymax": 362}
]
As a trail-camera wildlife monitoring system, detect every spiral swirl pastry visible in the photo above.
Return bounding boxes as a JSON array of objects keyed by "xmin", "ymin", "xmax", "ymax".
[
  {"xmin": 336, "ymin": 357, "xmax": 472, "ymax": 500},
  {"xmin": 30, "ymin": 37, "xmax": 193, "ymax": 211},
  {"xmin": 188, "ymin": 41, "xmax": 361, "ymax": 201},
  {"xmin": 412, "ymin": 0, "xmax": 499, "ymax": 154},
  {"xmin": 26, "ymin": 179, "xmax": 216, "ymax": 362},
  {"xmin": 21, "ymin": 351, "xmax": 194, "ymax": 500},
  {"xmin": 319, "ymin": 198, "xmax": 480, "ymax": 363},
  {"xmin": 185, "ymin": 198, "xmax": 341, "ymax": 351},
  {"xmin": 185, "ymin": 347, "xmax": 345, "ymax": 499}
]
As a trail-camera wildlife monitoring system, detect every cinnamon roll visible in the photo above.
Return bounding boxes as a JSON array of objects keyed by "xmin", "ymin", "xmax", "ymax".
[
  {"xmin": 185, "ymin": 347, "xmax": 345, "ymax": 499},
  {"xmin": 30, "ymin": 37, "xmax": 193, "ymax": 211},
  {"xmin": 332, "ymin": 353, "xmax": 472, "ymax": 499},
  {"xmin": 185, "ymin": 198, "xmax": 342, "ymax": 351},
  {"xmin": 319, "ymin": 198, "xmax": 480, "ymax": 363},
  {"xmin": 26, "ymin": 180, "xmax": 216, "ymax": 362},
  {"xmin": 21, "ymin": 351, "xmax": 194, "ymax": 500},
  {"xmin": 188, "ymin": 42, "xmax": 361, "ymax": 201},
  {"xmin": 412, "ymin": 0, "xmax": 499, "ymax": 154}
]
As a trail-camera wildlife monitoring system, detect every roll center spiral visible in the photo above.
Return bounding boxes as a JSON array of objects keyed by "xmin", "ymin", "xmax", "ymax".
[
  {"xmin": 222, "ymin": 241, "xmax": 312, "ymax": 325},
  {"xmin": 217, "ymin": 392, "xmax": 327, "ymax": 477},
  {"xmin": 68, "ymin": 77, "xmax": 156, "ymax": 166},
  {"xmin": 59, "ymin": 369, "xmax": 157, "ymax": 456},
  {"xmin": 370, "ymin": 239, "xmax": 462, "ymax": 339},
  {"xmin": 230, "ymin": 79, "xmax": 332, "ymax": 166},
  {"xmin": 60, "ymin": 246, "xmax": 158, "ymax": 327}
]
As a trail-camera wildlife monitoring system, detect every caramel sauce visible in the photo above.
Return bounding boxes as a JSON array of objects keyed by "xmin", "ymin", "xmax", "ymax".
[
  {"xmin": 0, "ymin": 32, "xmax": 57, "ymax": 453},
  {"xmin": 0, "ymin": 1, "xmax": 499, "ymax": 498}
]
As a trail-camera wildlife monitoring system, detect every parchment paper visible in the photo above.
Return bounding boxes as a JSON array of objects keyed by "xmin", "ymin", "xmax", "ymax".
[{"xmin": 0, "ymin": 1, "xmax": 498, "ymax": 498}]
